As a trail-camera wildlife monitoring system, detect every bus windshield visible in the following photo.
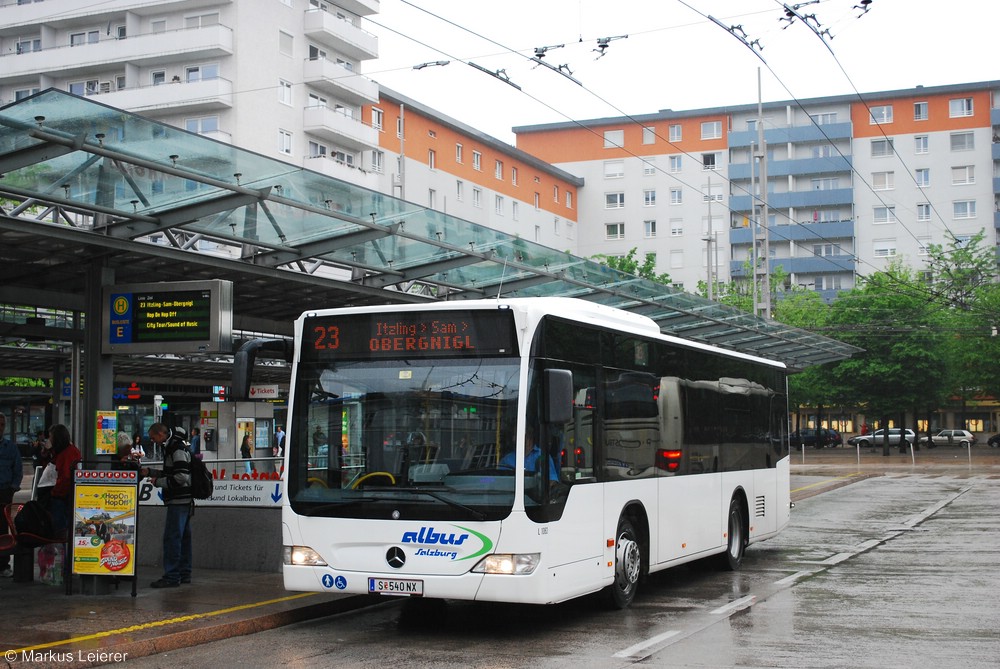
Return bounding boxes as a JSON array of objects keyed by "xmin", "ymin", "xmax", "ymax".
[{"xmin": 287, "ymin": 356, "xmax": 521, "ymax": 521}]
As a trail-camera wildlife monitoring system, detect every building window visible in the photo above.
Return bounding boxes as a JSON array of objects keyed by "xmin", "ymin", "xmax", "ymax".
[
  {"xmin": 456, "ymin": 180, "xmax": 463, "ymax": 201},
  {"xmin": 512, "ymin": 201, "xmax": 519, "ymax": 220},
  {"xmin": 953, "ymin": 200, "xmax": 976, "ymax": 219},
  {"xmin": 604, "ymin": 161, "xmax": 625, "ymax": 178},
  {"xmin": 669, "ymin": 188, "xmax": 682, "ymax": 205},
  {"xmin": 151, "ymin": 19, "xmax": 167, "ymax": 33},
  {"xmin": 186, "ymin": 64, "xmax": 219, "ymax": 83},
  {"xmin": 605, "ymin": 192, "xmax": 625, "ymax": 209},
  {"xmin": 701, "ymin": 120, "xmax": 722, "ymax": 140},
  {"xmin": 811, "ymin": 177, "xmax": 840, "ymax": 190},
  {"xmin": 915, "ymin": 135, "xmax": 928, "ymax": 154},
  {"xmin": 950, "ymin": 132, "xmax": 974, "ymax": 151},
  {"xmin": 185, "ymin": 115, "xmax": 219, "ymax": 135},
  {"xmin": 152, "ymin": 70, "xmax": 166, "ymax": 86},
  {"xmin": 279, "ymin": 30, "xmax": 293, "ymax": 55},
  {"xmin": 872, "ymin": 171, "xmax": 894, "ymax": 191},
  {"xmin": 279, "ymin": 79, "xmax": 292, "ymax": 105},
  {"xmin": 949, "ymin": 97, "xmax": 974, "ymax": 117},
  {"xmin": 873, "ymin": 206, "xmax": 896, "ymax": 224},
  {"xmin": 185, "ymin": 12, "xmax": 220, "ymax": 28},
  {"xmin": 428, "ymin": 189, "xmax": 436, "ymax": 209},
  {"xmin": 669, "ymin": 249, "xmax": 683, "ymax": 269},
  {"xmin": 811, "ymin": 112, "xmax": 837, "ymax": 125},
  {"xmin": 669, "ymin": 124, "xmax": 682, "ymax": 142},
  {"xmin": 670, "ymin": 219, "xmax": 683, "ymax": 237},
  {"xmin": 455, "ymin": 142, "xmax": 462, "ymax": 163},
  {"xmin": 511, "ymin": 167, "xmax": 518, "ymax": 185},
  {"xmin": 669, "ymin": 155, "xmax": 682, "ymax": 173},
  {"xmin": 565, "ymin": 191, "xmax": 572, "ymax": 209},
  {"xmin": 873, "ymin": 240, "xmax": 897, "ymax": 258},
  {"xmin": 472, "ymin": 151, "xmax": 482, "ymax": 171},
  {"xmin": 396, "ymin": 116, "xmax": 404, "ymax": 138},
  {"xmin": 553, "ymin": 185, "xmax": 559, "ymax": 202},
  {"xmin": 372, "ymin": 150, "xmax": 384, "ymax": 173},
  {"xmin": 533, "ymin": 192, "xmax": 540, "ymax": 210},
  {"xmin": 308, "ymin": 141, "xmax": 327, "ymax": 158},
  {"xmin": 702, "ymin": 182, "xmax": 723, "ymax": 201},
  {"xmin": 917, "ymin": 203, "xmax": 931, "ymax": 221},
  {"xmin": 427, "ymin": 149, "xmax": 436, "ymax": 170},
  {"xmin": 371, "ymin": 107, "xmax": 383, "ymax": 131},
  {"xmin": 278, "ymin": 129, "xmax": 292, "ymax": 154},
  {"xmin": 913, "ymin": 102, "xmax": 928, "ymax": 121},
  {"xmin": 15, "ymin": 37, "xmax": 41, "ymax": 54},
  {"xmin": 642, "ymin": 127, "xmax": 655, "ymax": 144},
  {"xmin": 603, "ymin": 129, "xmax": 624, "ymax": 148},
  {"xmin": 869, "ymin": 105, "xmax": 893, "ymax": 125},
  {"xmin": 952, "ymin": 165, "xmax": 975, "ymax": 185},
  {"xmin": 643, "ymin": 159, "xmax": 656, "ymax": 176},
  {"xmin": 643, "ymin": 189, "xmax": 656, "ymax": 207},
  {"xmin": 472, "ymin": 187, "xmax": 482, "ymax": 208},
  {"xmin": 915, "ymin": 169, "xmax": 930, "ymax": 187},
  {"xmin": 493, "ymin": 195, "xmax": 503, "ymax": 215},
  {"xmin": 702, "ymin": 153, "xmax": 717, "ymax": 170},
  {"xmin": 70, "ymin": 31, "xmax": 100, "ymax": 46},
  {"xmin": 871, "ymin": 138, "xmax": 894, "ymax": 157},
  {"xmin": 644, "ymin": 220, "xmax": 656, "ymax": 238},
  {"xmin": 494, "ymin": 160, "xmax": 503, "ymax": 180},
  {"xmin": 605, "ymin": 223, "xmax": 625, "ymax": 240},
  {"xmin": 307, "ymin": 93, "xmax": 327, "ymax": 108}
]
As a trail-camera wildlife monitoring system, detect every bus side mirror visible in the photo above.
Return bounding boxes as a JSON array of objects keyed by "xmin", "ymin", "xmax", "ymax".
[
  {"xmin": 543, "ymin": 369, "xmax": 573, "ymax": 425},
  {"xmin": 232, "ymin": 338, "xmax": 292, "ymax": 400}
]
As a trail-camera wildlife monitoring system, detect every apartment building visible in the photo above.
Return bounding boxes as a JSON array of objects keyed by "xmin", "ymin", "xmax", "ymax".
[
  {"xmin": 514, "ymin": 81, "xmax": 1000, "ymax": 299},
  {"xmin": 0, "ymin": 0, "xmax": 383, "ymax": 189},
  {"xmin": 365, "ymin": 89, "xmax": 582, "ymax": 250}
]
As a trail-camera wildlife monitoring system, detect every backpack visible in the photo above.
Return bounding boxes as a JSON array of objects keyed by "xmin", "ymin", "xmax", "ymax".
[
  {"xmin": 190, "ymin": 455, "xmax": 214, "ymax": 500},
  {"xmin": 14, "ymin": 500, "xmax": 55, "ymax": 540}
]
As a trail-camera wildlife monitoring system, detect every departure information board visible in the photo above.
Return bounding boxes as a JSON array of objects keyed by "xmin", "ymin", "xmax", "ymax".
[{"xmin": 102, "ymin": 280, "xmax": 232, "ymax": 354}]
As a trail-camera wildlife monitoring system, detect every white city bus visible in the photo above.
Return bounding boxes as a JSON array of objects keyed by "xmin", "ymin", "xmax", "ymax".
[{"xmin": 251, "ymin": 298, "xmax": 790, "ymax": 608}]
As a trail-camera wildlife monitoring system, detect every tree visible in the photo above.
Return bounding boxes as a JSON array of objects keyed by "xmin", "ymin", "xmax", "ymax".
[{"xmin": 592, "ymin": 248, "xmax": 671, "ymax": 285}]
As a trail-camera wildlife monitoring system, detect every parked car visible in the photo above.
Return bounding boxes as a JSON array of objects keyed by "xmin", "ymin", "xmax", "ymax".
[
  {"xmin": 790, "ymin": 428, "xmax": 843, "ymax": 448},
  {"xmin": 848, "ymin": 428, "xmax": 916, "ymax": 448},
  {"xmin": 988, "ymin": 434, "xmax": 1000, "ymax": 448},
  {"xmin": 918, "ymin": 429, "xmax": 977, "ymax": 448}
]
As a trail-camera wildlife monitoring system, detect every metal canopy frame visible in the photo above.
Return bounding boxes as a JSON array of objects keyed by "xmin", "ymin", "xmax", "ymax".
[{"xmin": 0, "ymin": 90, "xmax": 860, "ymax": 379}]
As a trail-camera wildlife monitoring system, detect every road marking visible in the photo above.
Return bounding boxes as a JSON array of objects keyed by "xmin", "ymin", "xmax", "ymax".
[
  {"xmin": 4, "ymin": 592, "xmax": 319, "ymax": 655},
  {"xmin": 791, "ymin": 473, "xmax": 865, "ymax": 494},
  {"xmin": 710, "ymin": 595, "xmax": 756, "ymax": 615},
  {"xmin": 612, "ymin": 630, "xmax": 682, "ymax": 658}
]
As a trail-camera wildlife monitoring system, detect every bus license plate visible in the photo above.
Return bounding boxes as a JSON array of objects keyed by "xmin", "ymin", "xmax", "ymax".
[{"xmin": 368, "ymin": 577, "xmax": 423, "ymax": 596}]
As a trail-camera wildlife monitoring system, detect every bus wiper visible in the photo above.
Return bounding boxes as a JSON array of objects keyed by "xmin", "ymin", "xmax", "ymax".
[
  {"xmin": 297, "ymin": 498, "xmax": 376, "ymax": 516},
  {"xmin": 404, "ymin": 489, "xmax": 487, "ymax": 521}
]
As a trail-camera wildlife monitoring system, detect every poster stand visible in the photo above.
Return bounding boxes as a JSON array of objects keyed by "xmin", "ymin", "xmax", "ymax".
[{"xmin": 71, "ymin": 470, "xmax": 140, "ymax": 597}]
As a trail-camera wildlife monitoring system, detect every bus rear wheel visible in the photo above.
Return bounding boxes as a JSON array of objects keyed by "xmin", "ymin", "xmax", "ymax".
[
  {"xmin": 604, "ymin": 516, "xmax": 641, "ymax": 609},
  {"xmin": 718, "ymin": 497, "xmax": 746, "ymax": 571}
]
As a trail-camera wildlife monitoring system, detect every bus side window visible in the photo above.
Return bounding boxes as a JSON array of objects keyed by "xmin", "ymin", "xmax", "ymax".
[{"xmin": 563, "ymin": 368, "xmax": 596, "ymax": 482}]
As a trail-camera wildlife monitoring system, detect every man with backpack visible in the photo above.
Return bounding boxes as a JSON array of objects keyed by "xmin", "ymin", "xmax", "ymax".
[{"xmin": 141, "ymin": 423, "xmax": 193, "ymax": 588}]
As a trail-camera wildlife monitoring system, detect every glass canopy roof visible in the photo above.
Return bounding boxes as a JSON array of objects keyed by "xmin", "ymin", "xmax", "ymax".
[{"xmin": 0, "ymin": 90, "xmax": 859, "ymax": 370}]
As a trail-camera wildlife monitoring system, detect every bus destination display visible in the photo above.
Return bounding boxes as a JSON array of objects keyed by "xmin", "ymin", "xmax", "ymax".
[{"xmin": 304, "ymin": 310, "xmax": 517, "ymax": 359}]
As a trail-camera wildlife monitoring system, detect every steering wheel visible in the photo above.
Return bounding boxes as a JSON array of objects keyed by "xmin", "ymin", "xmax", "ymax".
[{"xmin": 351, "ymin": 471, "xmax": 397, "ymax": 489}]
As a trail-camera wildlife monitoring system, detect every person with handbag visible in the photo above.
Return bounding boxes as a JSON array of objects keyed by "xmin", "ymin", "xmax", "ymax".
[
  {"xmin": 41, "ymin": 424, "xmax": 80, "ymax": 536},
  {"xmin": 0, "ymin": 414, "xmax": 24, "ymax": 578}
]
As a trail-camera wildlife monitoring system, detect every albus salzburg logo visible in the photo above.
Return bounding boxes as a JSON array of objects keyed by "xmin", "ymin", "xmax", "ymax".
[{"xmin": 401, "ymin": 525, "xmax": 493, "ymax": 561}]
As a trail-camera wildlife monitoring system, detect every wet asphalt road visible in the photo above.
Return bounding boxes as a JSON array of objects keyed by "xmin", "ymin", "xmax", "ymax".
[{"xmin": 122, "ymin": 470, "xmax": 999, "ymax": 669}]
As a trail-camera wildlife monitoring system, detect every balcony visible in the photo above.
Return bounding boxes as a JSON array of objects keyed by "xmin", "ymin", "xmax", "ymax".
[
  {"xmin": 304, "ymin": 154, "xmax": 380, "ymax": 190},
  {"xmin": 304, "ymin": 8, "xmax": 378, "ymax": 62},
  {"xmin": 332, "ymin": 0, "xmax": 380, "ymax": 17},
  {"xmin": 729, "ymin": 121, "xmax": 853, "ymax": 148},
  {"xmin": 91, "ymin": 78, "xmax": 234, "ymax": 115},
  {"xmin": 730, "ymin": 188, "xmax": 853, "ymax": 213},
  {"xmin": 729, "ymin": 219, "xmax": 855, "ymax": 245},
  {"xmin": 0, "ymin": 25, "xmax": 234, "ymax": 81},
  {"xmin": 302, "ymin": 57, "xmax": 378, "ymax": 105},
  {"xmin": 729, "ymin": 255, "xmax": 855, "ymax": 277},
  {"xmin": 729, "ymin": 155, "xmax": 852, "ymax": 180},
  {"xmin": 303, "ymin": 105, "xmax": 378, "ymax": 151}
]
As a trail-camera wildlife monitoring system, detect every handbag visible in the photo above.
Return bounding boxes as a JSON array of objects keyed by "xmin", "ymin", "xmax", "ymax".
[{"xmin": 38, "ymin": 462, "xmax": 57, "ymax": 488}]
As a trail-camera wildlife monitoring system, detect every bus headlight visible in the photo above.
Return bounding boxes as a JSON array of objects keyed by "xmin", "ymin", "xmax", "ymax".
[
  {"xmin": 283, "ymin": 545, "xmax": 328, "ymax": 566},
  {"xmin": 471, "ymin": 553, "xmax": 540, "ymax": 575}
]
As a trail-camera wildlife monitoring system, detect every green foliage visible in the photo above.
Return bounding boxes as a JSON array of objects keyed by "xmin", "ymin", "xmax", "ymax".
[{"xmin": 592, "ymin": 248, "xmax": 672, "ymax": 285}]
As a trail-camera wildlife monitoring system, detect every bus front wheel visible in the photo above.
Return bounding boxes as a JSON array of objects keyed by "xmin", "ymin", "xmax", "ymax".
[
  {"xmin": 718, "ymin": 497, "xmax": 746, "ymax": 571},
  {"xmin": 604, "ymin": 516, "xmax": 641, "ymax": 609}
]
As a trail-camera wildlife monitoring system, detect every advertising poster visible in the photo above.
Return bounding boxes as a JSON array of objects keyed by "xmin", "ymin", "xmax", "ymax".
[
  {"xmin": 72, "ymin": 470, "xmax": 139, "ymax": 576},
  {"xmin": 95, "ymin": 410, "xmax": 118, "ymax": 456}
]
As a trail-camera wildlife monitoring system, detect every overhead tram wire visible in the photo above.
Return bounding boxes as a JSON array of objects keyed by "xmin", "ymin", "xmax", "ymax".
[
  {"xmin": 389, "ymin": 0, "xmax": 920, "ymax": 288},
  {"xmin": 376, "ymin": 2, "xmax": 987, "ymax": 320}
]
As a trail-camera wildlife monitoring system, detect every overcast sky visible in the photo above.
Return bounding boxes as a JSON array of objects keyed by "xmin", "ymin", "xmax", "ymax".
[{"xmin": 362, "ymin": 0, "xmax": 996, "ymax": 144}]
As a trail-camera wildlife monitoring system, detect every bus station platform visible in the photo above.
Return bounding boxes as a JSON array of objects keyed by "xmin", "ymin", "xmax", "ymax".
[{"xmin": 2, "ymin": 445, "xmax": 998, "ymax": 668}]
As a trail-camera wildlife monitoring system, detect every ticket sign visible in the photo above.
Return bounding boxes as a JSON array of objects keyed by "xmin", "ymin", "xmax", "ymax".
[
  {"xmin": 72, "ymin": 470, "xmax": 139, "ymax": 577},
  {"xmin": 102, "ymin": 279, "xmax": 233, "ymax": 354}
]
